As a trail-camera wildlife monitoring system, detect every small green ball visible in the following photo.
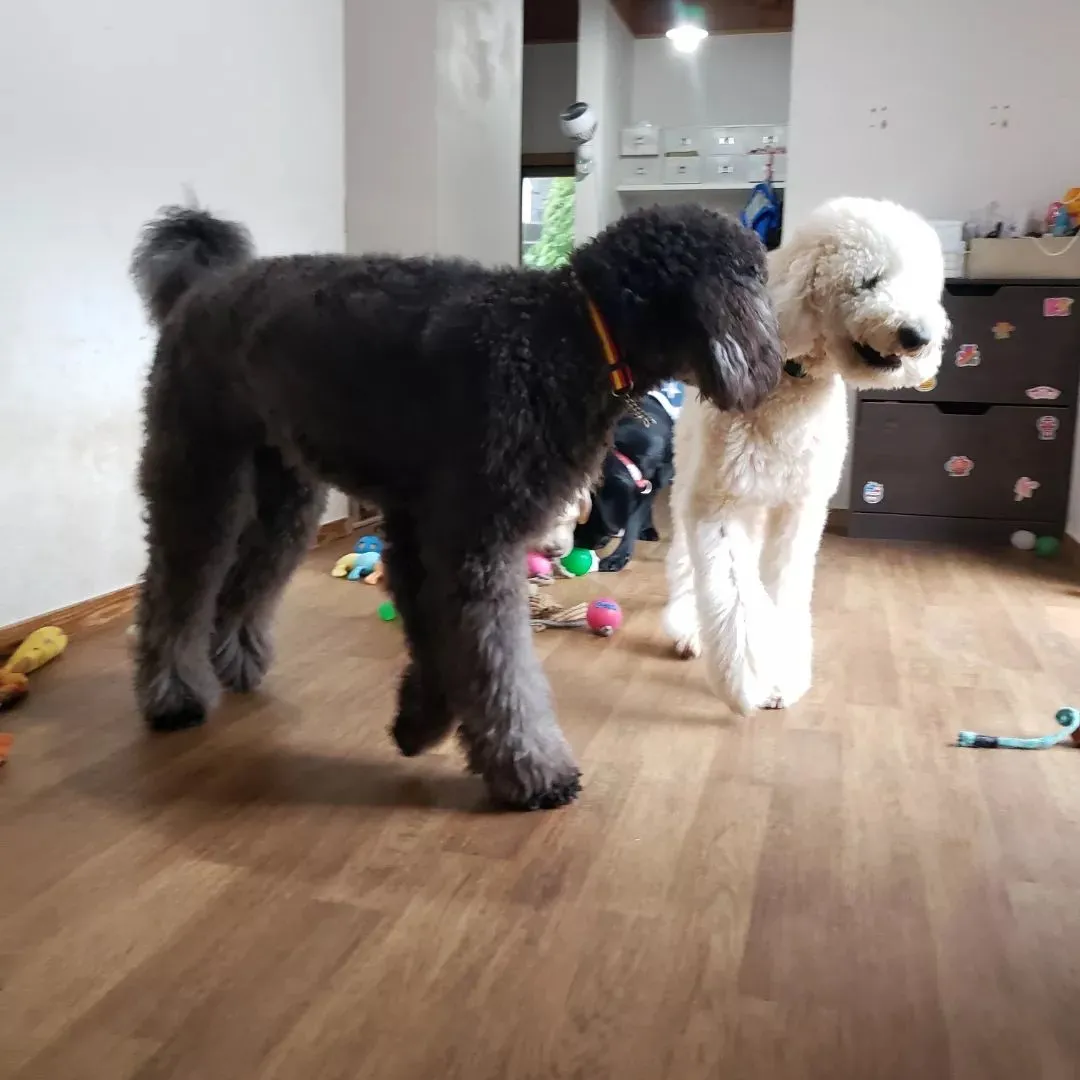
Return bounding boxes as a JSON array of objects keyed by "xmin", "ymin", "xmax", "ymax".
[
  {"xmin": 1035, "ymin": 535, "xmax": 1060, "ymax": 558},
  {"xmin": 560, "ymin": 547, "xmax": 593, "ymax": 576},
  {"xmin": 377, "ymin": 600, "xmax": 397, "ymax": 621}
]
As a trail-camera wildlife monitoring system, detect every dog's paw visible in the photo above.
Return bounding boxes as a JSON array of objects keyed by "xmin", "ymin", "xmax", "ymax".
[
  {"xmin": 212, "ymin": 624, "xmax": 272, "ymax": 693},
  {"xmin": 464, "ymin": 728, "xmax": 582, "ymax": 811},
  {"xmin": 639, "ymin": 526, "xmax": 660, "ymax": 542},
  {"xmin": 673, "ymin": 634, "xmax": 701, "ymax": 660},
  {"xmin": 599, "ymin": 552, "xmax": 631, "ymax": 573}
]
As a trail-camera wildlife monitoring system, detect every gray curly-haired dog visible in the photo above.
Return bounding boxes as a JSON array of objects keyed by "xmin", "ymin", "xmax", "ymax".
[{"xmin": 130, "ymin": 202, "xmax": 782, "ymax": 810}]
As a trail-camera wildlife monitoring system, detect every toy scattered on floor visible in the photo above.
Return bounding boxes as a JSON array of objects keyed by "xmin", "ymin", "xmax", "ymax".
[
  {"xmin": 0, "ymin": 625, "xmax": 68, "ymax": 713},
  {"xmin": 526, "ymin": 551, "xmax": 554, "ymax": 582},
  {"xmin": 331, "ymin": 535, "xmax": 385, "ymax": 584},
  {"xmin": 377, "ymin": 600, "xmax": 397, "ymax": 622},
  {"xmin": 957, "ymin": 706, "xmax": 1080, "ymax": 750},
  {"xmin": 0, "ymin": 731, "xmax": 12, "ymax": 766},
  {"xmin": 1010, "ymin": 529, "xmax": 1037, "ymax": 551},
  {"xmin": 560, "ymin": 547, "xmax": 599, "ymax": 577},
  {"xmin": 528, "ymin": 588, "xmax": 622, "ymax": 636},
  {"xmin": 1035, "ymin": 535, "xmax": 1060, "ymax": 558},
  {"xmin": 1009, "ymin": 530, "xmax": 1060, "ymax": 557}
]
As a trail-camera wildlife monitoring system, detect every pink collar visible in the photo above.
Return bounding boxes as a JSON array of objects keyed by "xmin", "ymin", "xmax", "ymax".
[{"xmin": 614, "ymin": 450, "xmax": 652, "ymax": 494}]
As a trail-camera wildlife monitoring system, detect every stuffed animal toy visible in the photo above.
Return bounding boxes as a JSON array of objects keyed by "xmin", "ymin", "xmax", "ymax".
[
  {"xmin": 0, "ymin": 625, "xmax": 68, "ymax": 712},
  {"xmin": 331, "ymin": 535, "xmax": 385, "ymax": 584}
]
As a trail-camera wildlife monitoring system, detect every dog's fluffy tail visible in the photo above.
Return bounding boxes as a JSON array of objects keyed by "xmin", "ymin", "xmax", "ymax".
[{"xmin": 130, "ymin": 205, "xmax": 254, "ymax": 326}]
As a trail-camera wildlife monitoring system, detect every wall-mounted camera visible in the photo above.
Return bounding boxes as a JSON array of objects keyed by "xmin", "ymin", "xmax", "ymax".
[
  {"xmin": 574, "ymin": 141, "xmax": 595, "ymax": 181},
  {"xmin": 560, "ymin": 101, "xmax": 597, "ymax": 144}
]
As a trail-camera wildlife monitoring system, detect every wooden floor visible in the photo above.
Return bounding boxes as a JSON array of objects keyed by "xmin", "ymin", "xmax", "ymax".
[{"xmin": 2, "ymin": 534, "xmax": 1080, "ymax": 1079}]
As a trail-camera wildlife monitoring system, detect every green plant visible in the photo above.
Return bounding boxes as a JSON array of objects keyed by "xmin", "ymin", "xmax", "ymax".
[{"xmin": 524, "ymin": 177, "xmax": 575, "ymax": 269}]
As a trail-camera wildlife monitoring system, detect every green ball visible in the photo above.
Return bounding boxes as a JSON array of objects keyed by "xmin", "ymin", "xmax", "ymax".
[
  {"xmin": 560, "ymin": 547, "xmax": 593, "ymax": 576},
  {"xmin": 1035, "ymin": 535, "xmax": 1060, "ymax": 558},
  {"xmin": 377, "ymin": 600, "xmax": 397, "ymax": 621}
]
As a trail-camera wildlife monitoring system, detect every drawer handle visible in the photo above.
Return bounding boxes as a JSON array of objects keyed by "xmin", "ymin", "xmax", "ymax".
[
  {"xmin": 934, "ymin": 402, "xmax": 992, "ymax": 415},
  {"xmin": 945, "ymin": 283, "xmax": 1002, "ymax": 297}
]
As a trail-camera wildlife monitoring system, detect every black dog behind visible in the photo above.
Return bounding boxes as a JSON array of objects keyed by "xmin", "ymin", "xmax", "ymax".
[
  {"xmin": 575, "ymin": 384, "xmax": 682, "ymax": 572},
  {"xmin": 130, "ymin": 202, "xmax": 782, "ymax": 810}
]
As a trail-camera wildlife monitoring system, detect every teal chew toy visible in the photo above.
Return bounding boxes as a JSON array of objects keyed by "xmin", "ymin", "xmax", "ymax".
[{"xmin": 957, "ymin": 707, "xmax": 1080, "ymax": 750}]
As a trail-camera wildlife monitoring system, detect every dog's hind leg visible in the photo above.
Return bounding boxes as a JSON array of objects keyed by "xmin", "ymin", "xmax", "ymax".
[
  {"xmin": 430, "ymin": 545, "xmax": 580, "ymax": 810},
  {"xmin": 211, "ymin": 446, "xmax": 325, "ymax": 693},
  {"xmin": 382, "ymin": 508, "xmax": 456, "ymax": 757},
  {"xmin": 136, "ymin": 437, "xmax": 255, "ymax": 732},
  {"xmin": 663, "ymin": 503, "xmax": 702, "ymax": 659}
]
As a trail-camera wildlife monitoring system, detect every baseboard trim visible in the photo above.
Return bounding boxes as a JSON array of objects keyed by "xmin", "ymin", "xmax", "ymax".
[
  {"xmin": 0, "ymin": 584, "xmax": 138, "ymax": 656},
  {"xmin": 0, "ymin": 516, "xmax": 365, "ymax": 655}
]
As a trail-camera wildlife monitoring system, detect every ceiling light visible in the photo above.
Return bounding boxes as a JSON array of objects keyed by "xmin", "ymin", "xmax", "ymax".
[{"xmin": 666, "ymin": 23, "xmax": 708, "ymax": 53}]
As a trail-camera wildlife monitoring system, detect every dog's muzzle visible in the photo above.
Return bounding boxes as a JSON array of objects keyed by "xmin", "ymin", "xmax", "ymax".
[{"xmin": 853, "ymin": 340, "xmax": 903, "ymax": 371}]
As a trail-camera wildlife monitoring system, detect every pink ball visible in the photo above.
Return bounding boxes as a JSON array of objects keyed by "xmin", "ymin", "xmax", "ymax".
[
  {"xmin": 586, "ymin": 598, "xmax": 622, "ymax": 636},
  {"xmin": 526, "ymin": 551, "xmax": 553, "ymax": 578}
]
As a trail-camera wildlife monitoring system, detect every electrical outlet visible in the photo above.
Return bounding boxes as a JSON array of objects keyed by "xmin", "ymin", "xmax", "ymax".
[
  {"xmin": 868, "ymin": 105, "xmax": 888, "ymax": 130},
  {"xmin": 989, "ymin": 104, "xmax": 1011, "ymax": 128}
]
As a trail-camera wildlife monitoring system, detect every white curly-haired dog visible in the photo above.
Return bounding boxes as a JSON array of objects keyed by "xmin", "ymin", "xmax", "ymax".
[{"xmin": 663, "ymin": 197, "xmax": 949, "ymax": 713}]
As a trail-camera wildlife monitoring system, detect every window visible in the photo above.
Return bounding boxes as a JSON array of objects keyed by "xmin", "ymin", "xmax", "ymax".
[{"xmin": 520, "ymin": 173, "xmax": 575, "ymax": 268}]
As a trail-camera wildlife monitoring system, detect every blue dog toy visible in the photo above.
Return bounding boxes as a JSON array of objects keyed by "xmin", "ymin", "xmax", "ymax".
[{"xmin": 957, "ymin": 707, "xmax": 1080, "ymax": 749}]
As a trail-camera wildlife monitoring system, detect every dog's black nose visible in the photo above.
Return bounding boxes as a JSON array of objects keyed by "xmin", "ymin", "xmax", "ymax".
[{"xmin": 897, "ymin": 325, "xmax": 931, "ymax": 351}]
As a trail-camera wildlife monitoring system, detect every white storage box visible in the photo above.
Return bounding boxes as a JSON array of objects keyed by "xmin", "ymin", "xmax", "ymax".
[
  {"xmin": 702, "ymin": 154, "xmax": 742, "ymax": 183},
  {"xmin": 661, "ymin": 126, "xmax": 701, "ymax": 154},
  {"xmin": 620, "ymin": 124, "xmax": 658, "ymax": 157},
  {"xmin": 617, "ymin": 157, "xmax": 662, "ymax": 187},
  {"xmin": 967, "ymin": 237, "xmax": 1080, "ymax": 279},
  {"xmin": 663, "ymin": 155, "xmax": 703, "ymax": 185}
]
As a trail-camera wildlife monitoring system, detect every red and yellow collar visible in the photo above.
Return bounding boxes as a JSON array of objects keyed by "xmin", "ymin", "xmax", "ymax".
[{"xmin": 581, "ymin": 291, "xmax": 633, "ymax": 395}]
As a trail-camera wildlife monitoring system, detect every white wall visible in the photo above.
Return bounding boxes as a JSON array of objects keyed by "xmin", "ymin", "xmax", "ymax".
[
  {"xmin": 785, "ymin": 0, "xmax": 1080, "ymax": 519},
  {"xmin": 630, "ymin": 33, "xmax": 791, "ymax": 129},
  {"xmin": 0, "ymin": 0, "xmax": 345, "ymax": 628},
  {"xmin": 522, "ymin": 43, "xmax": 577, "ymax": 155},
  {"xmin": 345, "ymin": 0, "xmax": 523, "ymax": 266},
  {"xmin": 575, "ymin": 0, "xmax": 634, "ymax": 243}
]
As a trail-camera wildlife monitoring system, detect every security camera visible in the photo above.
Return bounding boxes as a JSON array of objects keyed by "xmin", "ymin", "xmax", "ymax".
[{"xmin": 560, "ymin": 101, "xmax": 597, "ymax": 144}]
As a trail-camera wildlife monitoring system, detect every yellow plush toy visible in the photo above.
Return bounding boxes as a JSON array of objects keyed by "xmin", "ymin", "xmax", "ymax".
[{"xmin": 0, "ymin": 625, "xmax": 68, "ymax": 712}]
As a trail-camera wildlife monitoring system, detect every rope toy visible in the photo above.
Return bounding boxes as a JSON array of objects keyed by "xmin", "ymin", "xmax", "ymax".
[
  {"xmin": 957, "ymin": 707, "xmax": 1080, "ymax": 750},
  {"xmin": 528, "ymin": 587, "xmax": 622, "ymax": 636}
]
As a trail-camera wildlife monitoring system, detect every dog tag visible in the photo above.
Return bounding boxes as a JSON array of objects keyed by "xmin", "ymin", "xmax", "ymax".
[
  {"xmin": 1026, "ymin": 386, "xmax": 1061, "ymax": 401},
  {"xmin": 992, "ymin": 321, "xmax": 1015, "ymax": 340},
  {"xmin": 1014, "ymin": 476, "xmax": 1040, "ymax": 501},
  {"xmin": 1043, "ymin": 297, "xmax": 1074, "ymax": 318},
  {"xmin": 954, "ymin": 344, "xmax": 980, "ymax": 368},
  {"xmin": 862, "ymin": 481, "xmax": 884, "ymax": 504},
  {"xmin": 944, "ymin": 456, "xmax": 974, "ymax": 478},
  {"xmin": 1036, "ymin": 415, "xmax": 1060, "ymax": 441}
]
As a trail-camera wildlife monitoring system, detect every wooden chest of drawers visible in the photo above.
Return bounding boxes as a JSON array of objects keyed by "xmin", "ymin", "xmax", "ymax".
[{"xmin": 849, "ymin": 279, "xmax": 1080, "ymax": 542}]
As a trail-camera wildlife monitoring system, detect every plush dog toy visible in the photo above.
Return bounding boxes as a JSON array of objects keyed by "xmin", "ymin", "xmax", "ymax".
[
  {"xmin": 331, "ymin": 535, "xmax": 384, "ymax": 584},
  {"xmin": 0, "ymin": 625, "xmax": 68, "ymax": 711}
]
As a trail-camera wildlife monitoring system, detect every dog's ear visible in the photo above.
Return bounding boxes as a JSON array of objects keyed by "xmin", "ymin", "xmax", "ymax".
[
  {"xmin": 768, "ymin": 240, "xmax": 821, "ymax": 360},
  {"xmin": 576, "ymin": 490, "xmax": 593, "ymax": 525}
]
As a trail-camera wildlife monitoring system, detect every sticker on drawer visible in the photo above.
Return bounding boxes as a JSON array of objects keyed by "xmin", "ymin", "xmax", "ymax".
[
  {"xmin": 917, "ymin": 376, "xmax": 937, "ymax": 392},
  {"xmin": 861, "ymin": 481, "xmax": 884, "ymax": 504},
  {"xmin": 944, "ymin": 455, "xmax": 974, "ymax": 478},
  {"xmin": 1014, "ymin": 476, "xmax": 1041, "ymax": 501},
  {"xmin": 1043, "ymin": 297, "xmax": 1074, "ymax": 318},
  {"xmin": 1036, "ymin": 415, "xmax": 1060, "ymax": 440},
  {"xmin": 954, "ymin": 344, "xmax": 981, "ymax": 368},
  {"xmin": 1026, "ymin": 385, "xmax": 1061, "ymax": 401},
  {"xmin": 992, "ymin": 321, "xmax": 1015, "ymax": 340}
]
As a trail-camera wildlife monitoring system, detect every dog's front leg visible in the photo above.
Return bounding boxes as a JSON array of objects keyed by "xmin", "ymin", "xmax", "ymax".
[
  {"xmin": 598, "ymin": 495, "xmax": 652, "ymax": 572},
  {"xmin": 383, "ymin": 510, "xmax": 456, "ymax": 756},
  {"xmin": 432, "ymin": 546, "xmax": 581, "ymax": 810},
  {"xmin": 687, "ymin": 504, "xmax": 782, "ymax": 715},
  {"xmin": 663, "ymin": 504, "xmax": 701, "ymax": 659},
  {"xmin": 760, "ymin": 500, "xmax": 829, "ymax": 708}
]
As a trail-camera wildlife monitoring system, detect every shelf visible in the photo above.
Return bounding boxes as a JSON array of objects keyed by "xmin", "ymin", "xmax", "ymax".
[{"xmin": 617, "ymin": 181, "xmax": 786, "ymax": 193}]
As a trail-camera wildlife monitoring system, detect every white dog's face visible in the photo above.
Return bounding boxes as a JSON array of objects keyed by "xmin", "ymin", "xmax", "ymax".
[
  {"xmin": 532, "ymin": 487, "xmax": 593, "ymax": 559},
  {"xmin": 770, "ymin": 197, "xmax": 950, "ymax": 390}
]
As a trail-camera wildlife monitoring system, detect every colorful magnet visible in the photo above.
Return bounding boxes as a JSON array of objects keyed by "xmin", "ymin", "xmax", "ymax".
[
  {"xmin": 944, "ymin": 455, "xmax": 974, "ymax": 478},
  {"xmin": 1014, "ymin": 476, "xmax": 1041, "ymax": 501},
  {"xmin": 1043, "ymin": 297, "xmax": 1074, "ymax": 318},
  {"xmin": 917, "ymin": 376, "xmax": 937, "ymax": 392},
  {"xmin": 992, "ymin": 321, "xmax": 1015, "ymax": 340},
  {"xmin": 862, "ymin": 481, "xmax": 884, "ymax": 505},
  {"xmin": 1026, "ymin": 385, "xmax": 1061, "ymax": 401},
  {"xmin": 954, "ymin": 344, "xmax": 981, "ymax": 368},
  {"xmin": 1036, "ymin": 415, "xmax": 1060, "ymax": 441}
]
